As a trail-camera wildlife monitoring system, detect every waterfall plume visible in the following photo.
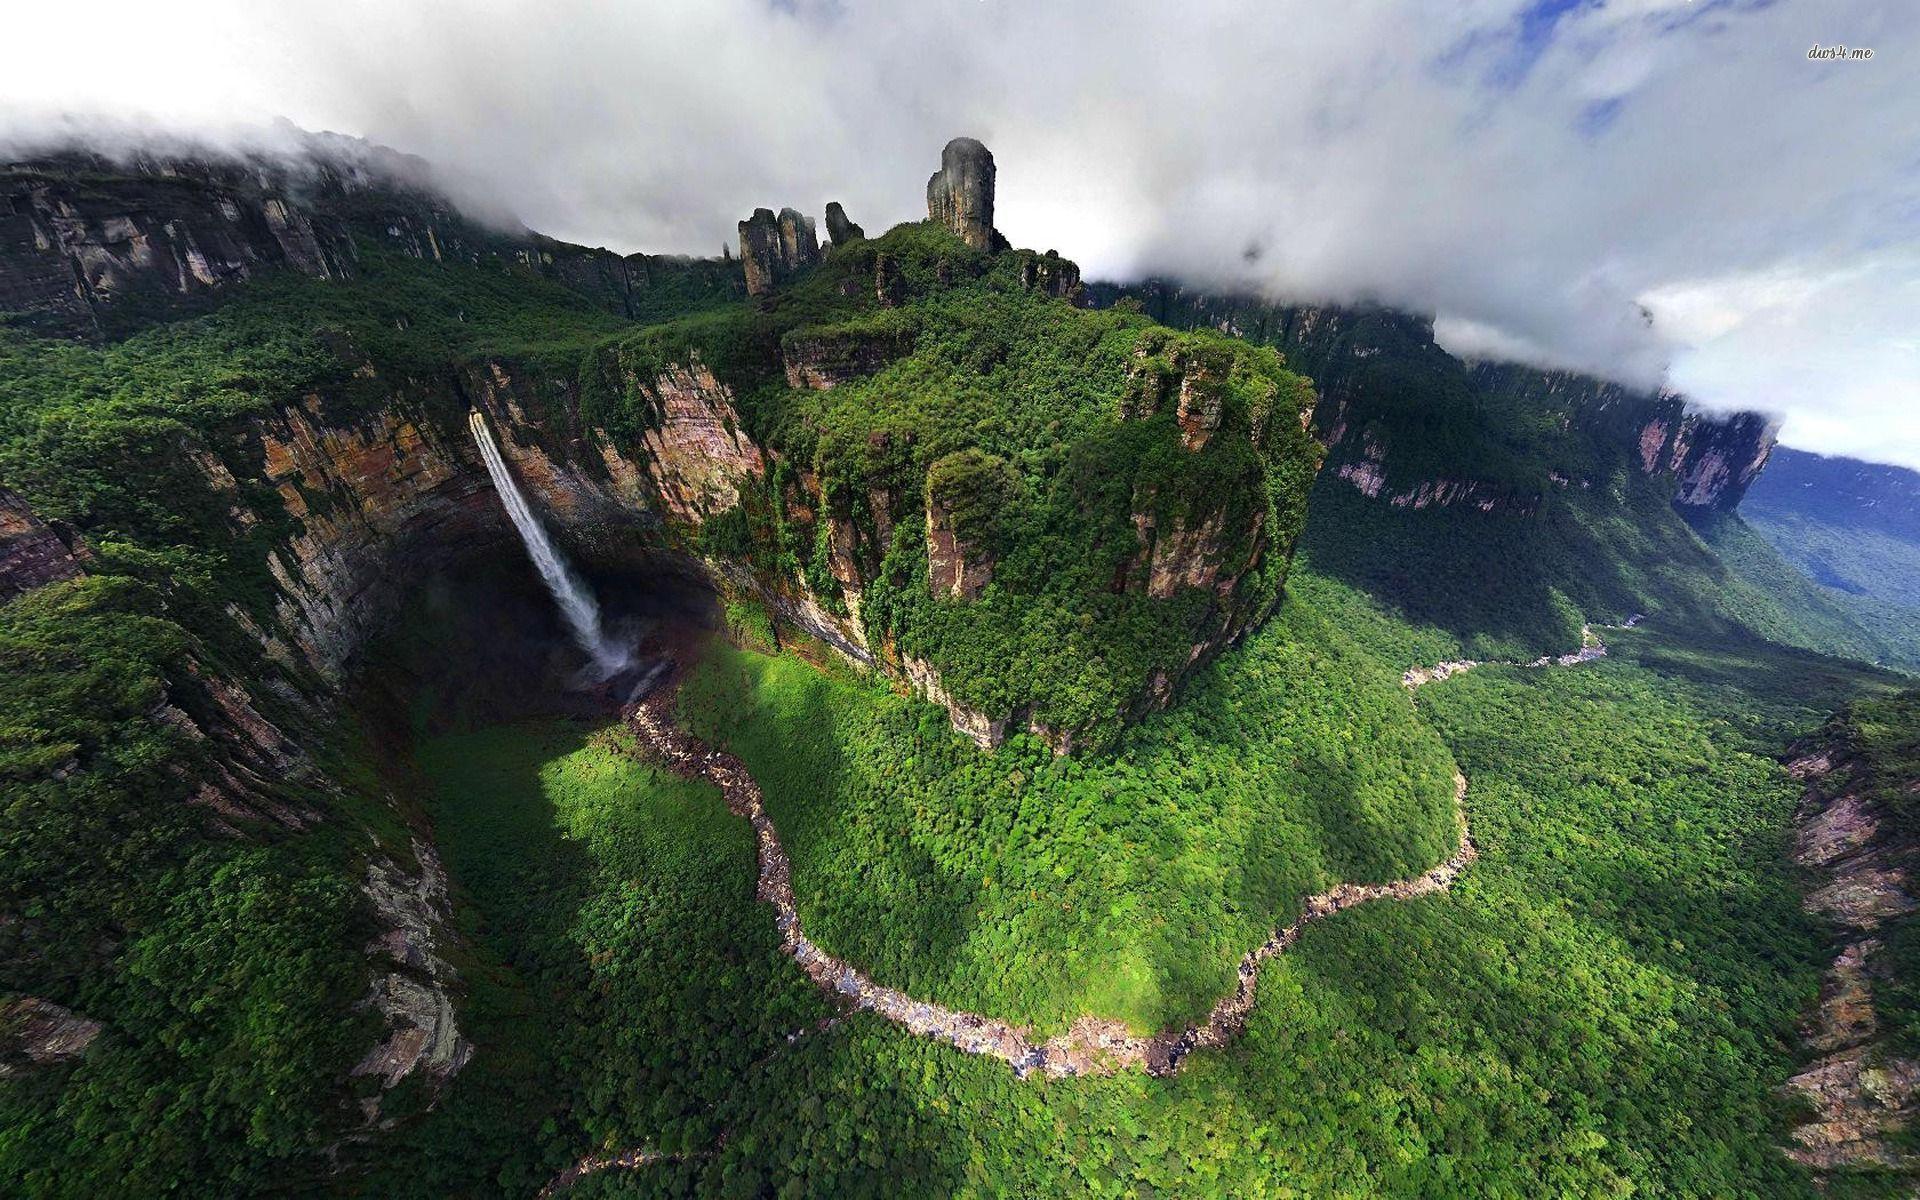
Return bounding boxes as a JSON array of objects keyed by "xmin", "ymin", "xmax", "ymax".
[{"xmin": 468, "ymin": 409, "xmax": 632, "ymax": 678}]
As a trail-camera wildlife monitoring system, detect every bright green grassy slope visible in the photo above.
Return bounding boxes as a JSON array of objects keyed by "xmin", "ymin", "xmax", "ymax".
[
  {"xmin": 677, "ymin": 582, "xmax": 1461, "ymax": 1035},
  {"xmin": 379, "ymin": 576, "xmax": 1911, "ymax": 1197}
]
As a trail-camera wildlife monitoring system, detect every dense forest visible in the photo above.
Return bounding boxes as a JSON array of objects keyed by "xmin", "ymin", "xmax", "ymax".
[
  {"xmin": 4, "ymin": 142, "xmax": 1919, "ymax": 1199},
  {"xmin": 336, "ymin": 576, "xmax": 1913, "ymax": 1197}
]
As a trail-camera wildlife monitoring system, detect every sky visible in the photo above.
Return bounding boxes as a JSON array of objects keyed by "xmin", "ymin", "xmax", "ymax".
[{"xmin": 2, "ymin": 0, "xmax": 1915, "ymax": 466}]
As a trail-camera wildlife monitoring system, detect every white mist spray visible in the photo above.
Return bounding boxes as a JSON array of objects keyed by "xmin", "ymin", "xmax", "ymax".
[{"xmin": 468, "ymin": 410, "xmax": 631, "ymax": 678}]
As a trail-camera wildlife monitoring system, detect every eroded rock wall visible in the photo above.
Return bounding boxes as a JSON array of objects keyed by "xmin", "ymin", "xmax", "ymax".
[
  {"xmin": 1094, "ymin": 280, "xmax": 1780, "ymax": 517},
  {"xmin": 0, "ymin": 154, "xmax": 357, "ymax": 336},
  {"xmin": 0, "ymin": 486, "xmax": 86, "ymax": 599},
  {"xmin": 1, "ymin": 146, "xmax": 744, "ymax": 336},
  {"xmin": 1781, "ymin": 744, "xmax": 1920, "ymax": 1177},
  {"xmin": 738, "ymin": 206, "xmax": 821, "ymax": 297}
]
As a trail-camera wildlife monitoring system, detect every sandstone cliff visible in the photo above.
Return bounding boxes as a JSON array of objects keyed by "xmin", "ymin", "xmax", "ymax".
[
  {"xmin": 0, "ymin": 131, "xmax": 1329, "ymax": 1185},
  {"xmin": 1472, "ymin": 362, "xmax": 1778, "ymax": 513},
  {"xmin": 824, "ymin": 201, "xmax": 864, "ymax": 246},
  {"xmin": 1, "ymin": 140, "xmax": 743, "ymax": 336},
  {"xmin": 1096, "ymin": 280, "xmax": 1780, "ymax": 517},
  {"xmin": 1780, "ymin": 730, "xmax": 1920, "ymax": 1180},
  {"xmin": 738, "ymin": 206, "xmax": 821, "ymax": 297},
  {"xmin": 0, "ymin": 486, "xmax": 87, "ymax": 599}
]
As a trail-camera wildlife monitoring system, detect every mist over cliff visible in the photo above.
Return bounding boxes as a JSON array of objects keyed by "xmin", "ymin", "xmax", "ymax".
[{"xmin": 3, "ymin": 0, "xmax": 1914, "ymax": 466}]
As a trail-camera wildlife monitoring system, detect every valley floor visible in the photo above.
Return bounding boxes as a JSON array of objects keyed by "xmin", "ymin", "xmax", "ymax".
[{"xmin": 351, "ymin": 572, "xmax": 1905, "ymax": 1198}]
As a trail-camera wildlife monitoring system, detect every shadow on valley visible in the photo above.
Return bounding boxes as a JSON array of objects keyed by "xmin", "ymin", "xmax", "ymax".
[{"xmin": 336, "ymin": 548, "xmax": 837, "ymax": 1193}]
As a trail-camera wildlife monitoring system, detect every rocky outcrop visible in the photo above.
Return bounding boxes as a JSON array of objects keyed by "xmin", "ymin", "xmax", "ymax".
[
  {"xmin": 1781, "ymin": 746, "xmax": 1920, "ymax": 1176},
  {"xmin": 780, "ymin": 326, "xmax": 910, "ymax": 390},
  {"xmin": 0, "ymin": 997, "xmax": 102, "ymax": 1077},
  {"xmin": 1129, "ymin": 505, "xmax": 1244, "ymax": 600},
  {"xmin": 0, "ymin": 486, "xmax": 86, "ymax": 599},
  {"xmin": 926, "ymin": 137, "xmax": 997, "ymax": 251},
  {"xmin": 824, "ymin": 201, "xmax": 864, "ymax": 246},
  {"xmin": 634, "ymin": 358, "xmax": 768, "ymax": 522},
  {"xmin": 1015, "ymin": 250, "xmax": 1082, "ymax": 303},
  {"xmin": 222, "ymin": 360, "xmax": 667, "ymax": 677},
  {"xmin": 1174, "ymin": 351, "xmax": 1228, "ymax": 451},
  {"xmin": 0, "ymin": 152, "xmax": 357, "ymax": 336},
  {"xmin": 1333, "ymin": 437, "xmax": 1539, "ymax": 515},
  {"xmin": 1473, "ymin": 366, "xmax": 1778, "ymax": 512},
  {"xmin": 737, "ymin": 209, "xmax": 783, "ymax": 297},
  {"xmin": 1093, "ymin": 281, "xmax": 1782, "ymax": 518},
  {"xmin": 778, "ymin": 208, "xmax": 818, "ymax": 272},
  {"xmin": 1, "ymin": 142, "xmax": 744, "ymax": 337},
  {"xmin": 351, "ymin": 842, "xmax": 471, "ymax": 1124},
  {"xmin": 925, "ymin": 497, "xmax": 994, "ymax": 602},
  {"xmin": 923, "ymin": 449, "xmax": 1014, "ymax": 603},
  {"xmin": 902, "ymin": 654, "xmax": 1006, "ymax": 750},
  {"xmin": 156, "ymin": 658, "xmax": 321, "ymax": 832},
  {"xmin": 1645, "ymin": 409, "xmax": 1779, "ymax": 512},
  {"xmin": 738, "ymin": 206, "xmax": 820, "ymax": 297}
]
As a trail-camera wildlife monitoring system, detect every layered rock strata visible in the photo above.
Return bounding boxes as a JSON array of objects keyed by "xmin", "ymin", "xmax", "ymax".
[
  {"xmin": 0, "ymin": 486, "xmax": 86, "ymax": 599},
  {"xmin": 1781, "ymin": 747, "xmax": 1920, "ymax": 1175}
]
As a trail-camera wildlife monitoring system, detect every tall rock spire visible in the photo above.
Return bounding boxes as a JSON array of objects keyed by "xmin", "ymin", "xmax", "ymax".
[{"xmin": 927, "ymin": 137, "xmax": 997, "ymax": 251}]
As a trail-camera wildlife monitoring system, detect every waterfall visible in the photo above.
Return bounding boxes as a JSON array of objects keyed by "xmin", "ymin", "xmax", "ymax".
[{"xmin": 468, "ymin": 410, "xmax": 631, "ymax": 678}]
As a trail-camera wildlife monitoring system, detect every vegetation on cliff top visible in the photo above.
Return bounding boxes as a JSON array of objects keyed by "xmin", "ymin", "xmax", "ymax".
[
  {"xmin": 4, "ymin": 165, "xmax": 1913, "ymax": 1198},
  {"xmin": 583, "ymin": 220, "xmax": 1324, "ymax": 746},
  {"xmin": 0, "ymin": 220, "xmax": 1321, "ymax": 1187}
]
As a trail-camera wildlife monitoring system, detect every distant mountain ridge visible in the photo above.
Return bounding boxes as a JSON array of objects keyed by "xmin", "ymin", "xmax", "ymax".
[
  {"xmin": 1747, "ymin": 447, "xmax": 1920, "ymax": 545},
  {"xmin": 1743, "ymin": 446, "xmax": 1920, "ymax": 612},
  {"xmin": 1, "ymin": 134, "xmax": 742, "ymax": 337},
  {"xmin": 1086, "ymin": 279, "xmax": 1778, "ymax": 518},
  {"xmin": 1084, "ymin": 279, "xmax": 1920, "ymax": 671}
]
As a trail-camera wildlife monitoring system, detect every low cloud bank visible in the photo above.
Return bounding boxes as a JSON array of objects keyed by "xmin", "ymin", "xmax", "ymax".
[{"xmin": 3, "ymin": 0, "xmax": 1913, "ymax": 464}]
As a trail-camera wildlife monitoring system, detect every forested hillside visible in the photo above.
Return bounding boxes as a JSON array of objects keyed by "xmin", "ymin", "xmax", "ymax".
[
  {"xmin": 1743, "ymin": 446, "xmax": 1920, "ymax": 614},
  {"xmin": 2, "ymin": 132, "xmax": 1915, "ymax": 1198}
]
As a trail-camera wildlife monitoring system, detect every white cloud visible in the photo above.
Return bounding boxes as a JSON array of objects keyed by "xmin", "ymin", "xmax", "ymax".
[{"xmin": 1, "ymin": 0, "xmax": 1915, "ymax": 464}]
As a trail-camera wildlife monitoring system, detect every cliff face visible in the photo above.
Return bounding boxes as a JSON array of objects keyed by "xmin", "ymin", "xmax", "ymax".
[
  {"xmin": 3, "ymin": 135, "xmax": 1309, "ymax": 759},
  {"xmin": 1780, "ymin": 705, "xmax": 1920, "ymax": 1180},
  {"xmin": 0, "ymin": 131, "xmax": 1325, "ymax": 1183},
  {"xmin": 0, "ymin": 155, "xmax": 357, "ymax": 336},
  {"xmin": 0, "ymin": 487, "xmax": 87, "ymax": 599},
  {"xmin": 738, "ymin": 206, "xmax": 821, "ymax": 297},
  {"xmin": 200, "ymin": 353, "xmax": 803, "ymax": 680},
  {"xmin": 1470, "ymin": 363, "xmax": 1778, "ymax": 513},
  {"xmin": 926, "ymin": 137, "xmax": 997, "ymax": 251},
  {"xmin": 1650, "ymin": 409, "xmax": 1778, "ymax": 512},
  {"xmin": 781, "ymin": 323, "xmax": 914, "ymax": 391},
  {"xmin": 1, "ymin": 143, "xmax": 744, "ymax": 336},
  {"xmin": 1094, "ymin": 280, "xmax": 1779, "ymax": 517}
]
